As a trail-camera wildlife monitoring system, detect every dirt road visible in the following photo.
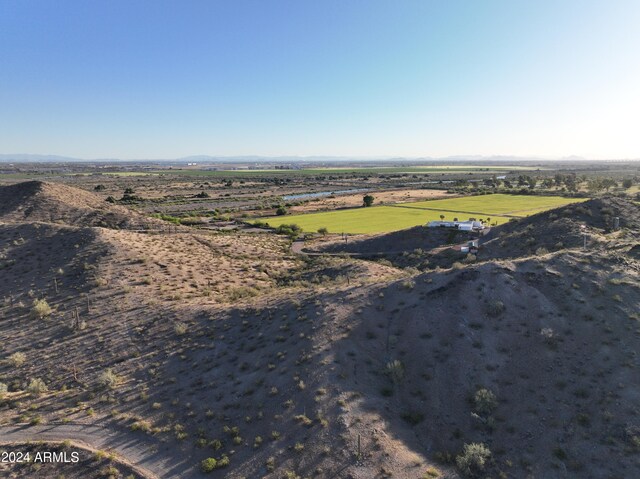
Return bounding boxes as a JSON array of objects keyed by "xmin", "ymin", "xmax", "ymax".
[{"xmin": 0, "ymin": 422, "xmax": 194, "ymax": 478}]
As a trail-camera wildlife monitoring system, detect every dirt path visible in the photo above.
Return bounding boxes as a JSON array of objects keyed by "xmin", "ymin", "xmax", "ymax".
[
  {"xmin": 291, "ymin": 232, "xmax": 489, "ymax": 257},
  {"xmin": 291, "ymin": 240, "xmax": 415, "ymax": 257},
  {"xmin": 0, "ymin": 423, "xmax": 192, "ymax": 479}
]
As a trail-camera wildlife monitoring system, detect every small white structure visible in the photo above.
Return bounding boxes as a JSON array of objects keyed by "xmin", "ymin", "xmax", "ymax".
[
  {"xmin": 426, "ymin": 220, "xmax": 485, "ymax": 231},
  {"xmin": 459, "ymin": 240, "xmax": 479, "ymax": 253}
]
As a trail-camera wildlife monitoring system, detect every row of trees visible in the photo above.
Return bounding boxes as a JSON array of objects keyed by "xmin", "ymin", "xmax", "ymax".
[{"xmin": 455, "ymin": 174, "xmax": 636, "ymax": 193}]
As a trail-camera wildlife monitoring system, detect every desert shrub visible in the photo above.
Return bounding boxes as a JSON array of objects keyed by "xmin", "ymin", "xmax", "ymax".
[
  {"xmin": 486, "ymin": 300, "xmax": 505, "ymax": 316},
  {"xmin": 294, "ymin": 414, "xmax": 313, "ymax": 427},
  {"xmin": 98, "ymin": 369, "xmax": 119, "ymax": 389},
  {"xmin": 552, "ymin": 447, "xmax": 567, "ymax": 460},
  {"xmin": 130, "ymin": 420, "xmax": 152, "ymax": 433},
  {"xmin": 8, "ymin": 352, "xmax": 26, "ymax": 367},
  {"xmin": 401, "ymin": 411, "xmax": 425, "ymax": 425},
  {"xmin": 201, "ymin": 458, "xmax": 217, "ymax": 473},
  {"xmin": 101, "ymin": 466, "xmax": 119, "ymax": 477},
  {"xmin": 266, "ymin": 456, "xmax": 276, "ymax": 471},
  {"xmin": 423, "ymin": 466, "xmax": 440, "ymax": 478},
  {"xmin": 456, "ymin": 442, "xmax": 491, "ymax": 476},
  {"xmin": 317, "ymin": 227, "xmax": 328, "ymax": 235},
  {"xmin": 275, "ymin": 223, "xmax": 301, "ymax": 238},
  {"xmin": 27, "ymin": 378, "xmax": 48, "ymax": 396},
  {"xmin": 463, "ymin": 253, "xmax": 476, "ymax": 263},
  {"xmin": 276, "ymin": 206, "xmax": 287, "ymax": 216},
  {"xmin": 32, "ymin": 298, "xmax": 52, "ymax": 319},
  {"xmin": 0, "ymin": 382, "xmax": 7, "ymax": 398},
  {"xmin": 227, "ymin": 286, "xmax": 260, "ymax": 301},
  {"xmin": 174, "ymin": 323, "xmax": 188, "ymax": 335},
  {"xmin": 210, "ymin": 439, "xmax": 223, "ymax": 450},
  {"xmin": 402, "ymin": 280, "xmax": 415, "ymax": 290},
  {"xmin": 540, "ymin": 327, "xmax": 556, "ymax": 346},
  {"xmin": 385, "ymin": 359, "xmax": 405, "ymax": 383},
  {"xmin": 473, "ymin": 388, "xmax": 497, "ymax": 416}
]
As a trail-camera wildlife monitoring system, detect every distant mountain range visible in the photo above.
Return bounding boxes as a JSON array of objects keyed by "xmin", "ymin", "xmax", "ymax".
[{"xmin": 0, "ymin": 153, "xmax": 607, "ymax": 163}]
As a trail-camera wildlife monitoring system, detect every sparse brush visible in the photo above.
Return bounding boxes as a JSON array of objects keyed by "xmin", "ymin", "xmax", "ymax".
[
  {"xmin": 294, "ymin": 414, "xmax": 313, "ymax": 427},
  {"xmin": 98, "ymin": 369, "xmax": 119, "ymax": 389},
  {"xmin": 174, "ymin": 322, "xmax": 188, "ymax": 335},
  {"xmin": 402, "ymin": 279, "xmax": 415, "ymax": 290},
  {"xmin": 32, "ymin": 298, "xmax": 52, "ymax": 319},
  {"xmin": 8, "ymin": 352, "xmax": 26, "ymax": 367},
  {"xmin": 385, "ymin": 359, "xmax": 405, "ymax": 384},
  {"xmin": 27, "ymin": 378, "xmax": 48, "ymax": 396}
]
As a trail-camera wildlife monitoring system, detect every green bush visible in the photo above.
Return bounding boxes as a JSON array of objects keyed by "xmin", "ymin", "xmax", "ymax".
[
  {"xmin": 200, "ymin": 455, "xmax": 229, "ymax": 473},
  {"xmin": 456, "ymin": 443, "xmax": 491, "ymax": 476},
  {"xmin": 473, "ymin": 388, "xmax": 497, "ymax": 416},
  {"xmin": 201, "ymin": 458, "xmax": 217, "ymax": 473},
  {"xmin": 275, "ymin": 223, "xmax": 302, "ymax": 238}
]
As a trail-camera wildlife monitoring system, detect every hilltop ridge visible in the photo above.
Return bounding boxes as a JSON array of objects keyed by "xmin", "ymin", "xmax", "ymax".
[{"xmin": 0, "ymin": 181, "xmax": 161, "ymax": 229}]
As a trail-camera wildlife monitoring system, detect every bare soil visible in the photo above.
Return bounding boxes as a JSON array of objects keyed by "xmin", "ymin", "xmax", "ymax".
[{"xmin": 1, "ymin": 181, "xmax": 639, "ymax": 479}]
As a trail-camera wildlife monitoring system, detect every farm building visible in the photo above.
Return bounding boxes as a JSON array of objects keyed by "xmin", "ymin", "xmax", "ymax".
[{"xmin": 426, "ymin": 220, "xmax": 485, "ymax": 231}]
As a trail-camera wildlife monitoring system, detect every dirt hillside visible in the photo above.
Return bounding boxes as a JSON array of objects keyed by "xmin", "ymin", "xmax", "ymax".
[
  {"xmin": 0, "ymin": 181, "xmax": 162, "ymax": 229},
  {"xmin": 1, "ymin": 186, "xmax": 639, "ymax": 479},
  {"xmin": 481, "ymin": 196, "xmax": 640, "ymax": 260}
]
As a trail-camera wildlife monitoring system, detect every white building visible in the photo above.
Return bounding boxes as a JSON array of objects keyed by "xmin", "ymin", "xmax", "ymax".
[{"xmin": 426, "ymin": 220, "xmax": 485, "ymax": 231}]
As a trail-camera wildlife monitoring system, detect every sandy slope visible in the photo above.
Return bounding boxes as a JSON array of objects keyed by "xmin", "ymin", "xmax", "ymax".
[{"xmin": 1, "ymin": 183, "xmax": 639, "ymax": 479}]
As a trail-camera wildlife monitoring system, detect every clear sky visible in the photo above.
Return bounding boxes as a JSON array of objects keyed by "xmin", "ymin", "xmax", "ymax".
[{"xmin": 1, "ymin": 0, "xmax": 639, "ymax": 159}]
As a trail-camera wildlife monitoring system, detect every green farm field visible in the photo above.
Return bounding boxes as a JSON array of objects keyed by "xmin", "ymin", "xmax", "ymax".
[
  {"xmin": 397, "ymin": 194, "xmax": 586, "ymax": 216},
  {"xmin": 260, "ymin": 194, "xmax": 587, "ymax": 234}
]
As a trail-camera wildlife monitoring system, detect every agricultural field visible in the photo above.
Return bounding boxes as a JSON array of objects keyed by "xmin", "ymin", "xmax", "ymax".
[
  {"xmin": 397, "ymin": 194, "xmax": 587, "ymax": 216},
  {"xmin": 261, "ymin": 194, "xmax": 588, "ymax": 234},
  {"xmin": 128, "ymin": 164, "xmax": 542, "ymax": 177}
]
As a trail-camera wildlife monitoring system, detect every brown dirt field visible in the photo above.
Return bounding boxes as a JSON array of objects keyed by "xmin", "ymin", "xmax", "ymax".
[{"xmin": 290, "ymin": 188, "xmax": 455, "ymax": 212}]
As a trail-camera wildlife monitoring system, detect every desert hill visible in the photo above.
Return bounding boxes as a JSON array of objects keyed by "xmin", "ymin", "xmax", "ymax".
[
  {"xmin": 1, "ymin": 187, "xmax": 639, "ymax": 479},
  {"xmin": 480, "ymin": 196, "xmax": 640, "ymax": 260},
  {"xmin": 0, "ymin": 180, "xmax": 162, "ymax": 229},
  {"xmin": 308, "ymin": 196, "xmax": 640, "ymax": 269}
]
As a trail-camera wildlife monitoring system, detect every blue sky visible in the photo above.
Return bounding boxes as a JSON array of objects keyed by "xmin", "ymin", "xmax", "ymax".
[{"xmin": 1, "ymin": 0, "xmax": 639, "ymax": 159}]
